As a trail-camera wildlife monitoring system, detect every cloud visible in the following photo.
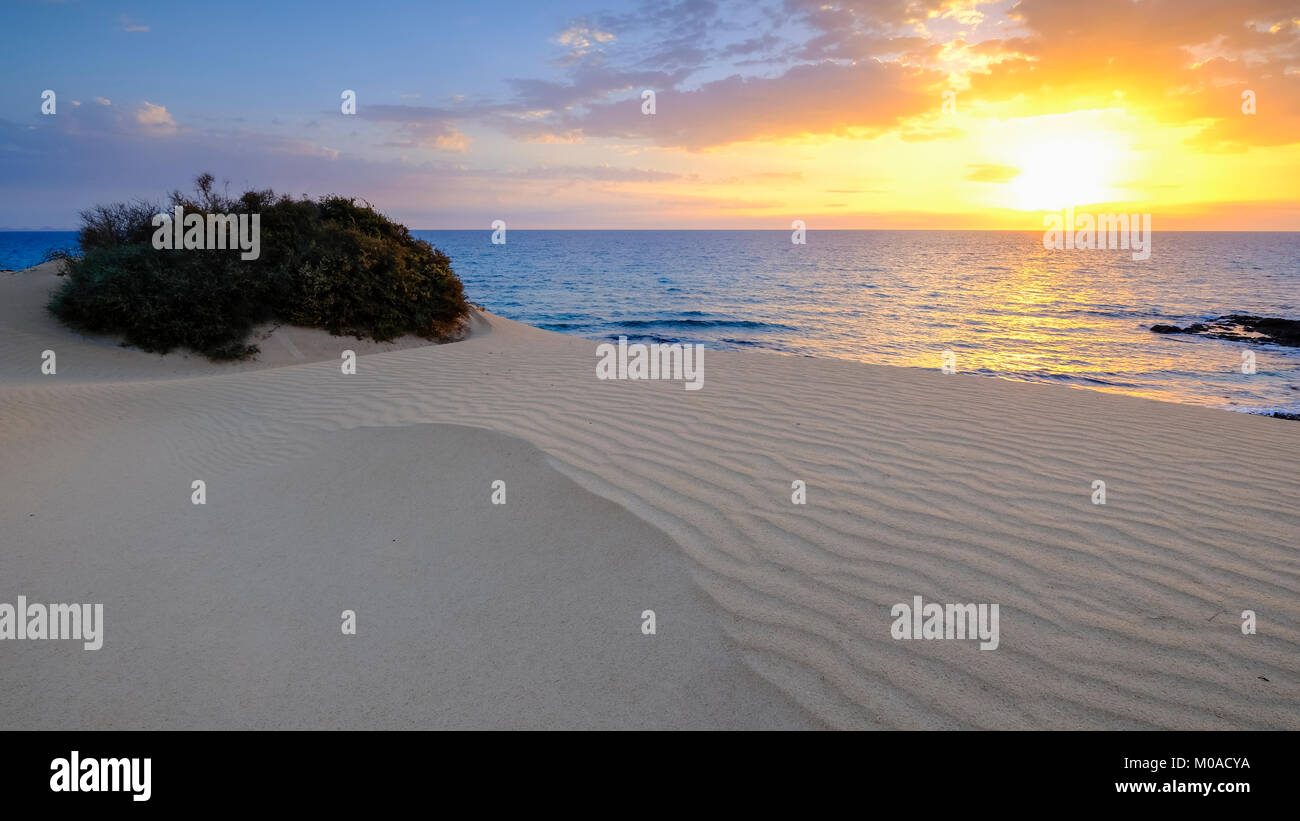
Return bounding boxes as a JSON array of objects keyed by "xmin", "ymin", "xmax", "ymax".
[
  {"xmin": 962, "ymin": 0, "xmax": 1300, "ymax": 149},
  {"xmin": 762, "ymin": 0, "xmax": 1300, "ymax": 151},
  {"xmin": 720, "ymin": 34, "xmax": 780, "ymax": 58},
  {"xmin": 357, "ymin": 104, "xmax": 473, "ymax": 152},
  {"xmin": 430, "ymin": 131, "xmax": 471, "ymax": 152},
  {"xmin": 965, "ymin": 162, "xmax": 1019, "ymax": 182},
  {"xmin": 503, "ymin": 63, "xmax": 688, "ymax": 114},
  {"xmin": 0, "ymin": 110, "xmax": 353, "ymax": 228},
  {"xmin": 35, "ymin": 95, "xmax": 179, "ymax": 141},
  {"xmin": 784, "ymin": 0, "xmax": 966, "ymax": 61},
  {"xmin": 135, "ymin": 102, "xmax": 177, "ymax": 136},
  {"xmin": 509, "ymin": 165, "xmax": 682, "ymax": 182},
  {"xmin": 546, "ymin": 60, "xmax": 946, "ymax": 151},
  {"xmin": 899, "ymin": 126, "xmax": 963, "ymax": 142},
  {"xmin": 7, "ymin": 0, "xmax": 1297, "ymax": 229},
  {"xmin": 553, "ymin": 22, "xmax": 616, "ymax": 64},
  {"xmin": 594, "ymin": 0, "xmax": 725, "ymax": 72}
]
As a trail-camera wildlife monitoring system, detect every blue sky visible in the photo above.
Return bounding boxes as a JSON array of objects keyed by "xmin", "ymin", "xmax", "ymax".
[
  {"xmin": 2, "ymin": 0, "xmax": 1297, "ymax": 230},
  {"xmin": 1, "ymin": 0, "xmax": 813, "ymax": 227},
  {"xmin": 2, "ymin": 2, "xmax": 583, "ymax": 116}
]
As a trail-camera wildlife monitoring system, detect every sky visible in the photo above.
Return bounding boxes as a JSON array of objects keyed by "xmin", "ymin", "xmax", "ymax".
[{"xmin": 1, "ymin": 0, "xmax": 1298, "ymax": 230}]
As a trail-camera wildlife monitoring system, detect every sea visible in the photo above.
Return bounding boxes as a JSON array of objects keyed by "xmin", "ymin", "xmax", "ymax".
[{"xmin": 5, "ymin": 229, "xmax": 1298, "ymax": 415}]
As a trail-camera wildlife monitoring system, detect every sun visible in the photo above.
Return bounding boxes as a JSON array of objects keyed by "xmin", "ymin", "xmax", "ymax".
[
  {"xmin": 1009, "ymin": 135, "xmax": 1128, "ymax": 211},
  {"xmin": 1009, "ymin": 138, "xmax": 1097, "ymax": 210},
  {"xmin": 980, "ymin": 112, "xmax": 1136, "ymax": 213}
]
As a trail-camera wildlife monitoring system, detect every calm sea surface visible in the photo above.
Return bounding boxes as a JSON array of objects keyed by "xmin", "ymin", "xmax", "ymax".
[{"xmin": 6, "ymin": 230, "xmax": 1298, "ymax": 414}]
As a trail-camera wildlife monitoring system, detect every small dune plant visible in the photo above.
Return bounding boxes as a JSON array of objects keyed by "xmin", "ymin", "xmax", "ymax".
[{"xmin": 48, "ymin": 173, "xmax": 469, "ymax": 360}]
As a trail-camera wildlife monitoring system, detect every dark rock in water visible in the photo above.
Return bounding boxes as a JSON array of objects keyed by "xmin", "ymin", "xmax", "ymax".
[
  {"xmin": 1269, "ymin": 411, "xmax": 1300, "ymax": 421},
  {"xmin": 1220, "ymin": 315, "xmax": 1300, "ymax": 346},
  {"xmin": 1149, "ymin": 315, "xmax": 1300, "ymax": 347}
]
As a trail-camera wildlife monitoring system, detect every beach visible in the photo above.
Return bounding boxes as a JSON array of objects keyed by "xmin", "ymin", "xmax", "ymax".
[{"xmin": 2, "ymin": 260, "xmax": 1298, "ymax": 729}]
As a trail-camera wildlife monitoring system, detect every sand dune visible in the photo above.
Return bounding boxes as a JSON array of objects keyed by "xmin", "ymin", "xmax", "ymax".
[
  {"xmin": 2, "ymin": 262, "xmax": 1297, "ymax": 729},
  {"xmin": 0, "ymin": 262, "xmax": 470, "ymax": 384}
]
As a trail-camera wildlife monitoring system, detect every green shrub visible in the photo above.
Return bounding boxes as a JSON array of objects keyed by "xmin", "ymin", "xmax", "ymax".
[{"xmin": 48, "ymin": 174, "xmax": 469, "ymax": 360}]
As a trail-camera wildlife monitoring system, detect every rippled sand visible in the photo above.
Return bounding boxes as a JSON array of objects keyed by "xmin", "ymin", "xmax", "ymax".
[{"xmin": 3, "ymin": 262, "xmax": 1298, "ymax": 729}]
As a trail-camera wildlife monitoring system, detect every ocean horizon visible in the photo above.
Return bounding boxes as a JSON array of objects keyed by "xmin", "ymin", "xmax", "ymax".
[{"xmin": 5, "ymin": 228, "xmax": 1297, "ymax": 415}]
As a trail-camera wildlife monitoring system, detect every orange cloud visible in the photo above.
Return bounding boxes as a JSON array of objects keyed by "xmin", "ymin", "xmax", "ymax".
[{"xmin": 551, "ymin": 60, "xmax": 947, "ymax": 151}]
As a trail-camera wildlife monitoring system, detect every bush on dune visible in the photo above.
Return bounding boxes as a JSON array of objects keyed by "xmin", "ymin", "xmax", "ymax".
[{"xmin": 48, "ymin": 173, "xmax": 470, "ymax": 360}]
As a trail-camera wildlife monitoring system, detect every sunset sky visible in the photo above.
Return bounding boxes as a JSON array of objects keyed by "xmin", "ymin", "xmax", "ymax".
[{"xmin": 2, "ymin": 0, "xmax": 1298, "ymax": 229}]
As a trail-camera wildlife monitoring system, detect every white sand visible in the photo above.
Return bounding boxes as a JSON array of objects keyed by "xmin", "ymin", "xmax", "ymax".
[{"xmin": 2, "ymin": 261, "xmax": 1298, "ymax": 729}]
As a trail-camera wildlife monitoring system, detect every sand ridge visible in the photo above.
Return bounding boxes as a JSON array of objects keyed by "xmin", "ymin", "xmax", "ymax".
[{"xmin": 2, "ymin": 263, "xmax": 1298, "ymax": 729}]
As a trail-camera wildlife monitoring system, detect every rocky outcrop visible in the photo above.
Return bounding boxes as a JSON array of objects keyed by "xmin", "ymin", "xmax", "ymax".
[{"xmin": 1150, "ymin": 315, "xmax": 1300, "ymax": 347}]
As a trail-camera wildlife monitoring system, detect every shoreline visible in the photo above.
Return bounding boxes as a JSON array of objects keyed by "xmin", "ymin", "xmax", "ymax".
[{"xmin": 6, "ymin": 261, "xmax": 1296, "ymax": 419}]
